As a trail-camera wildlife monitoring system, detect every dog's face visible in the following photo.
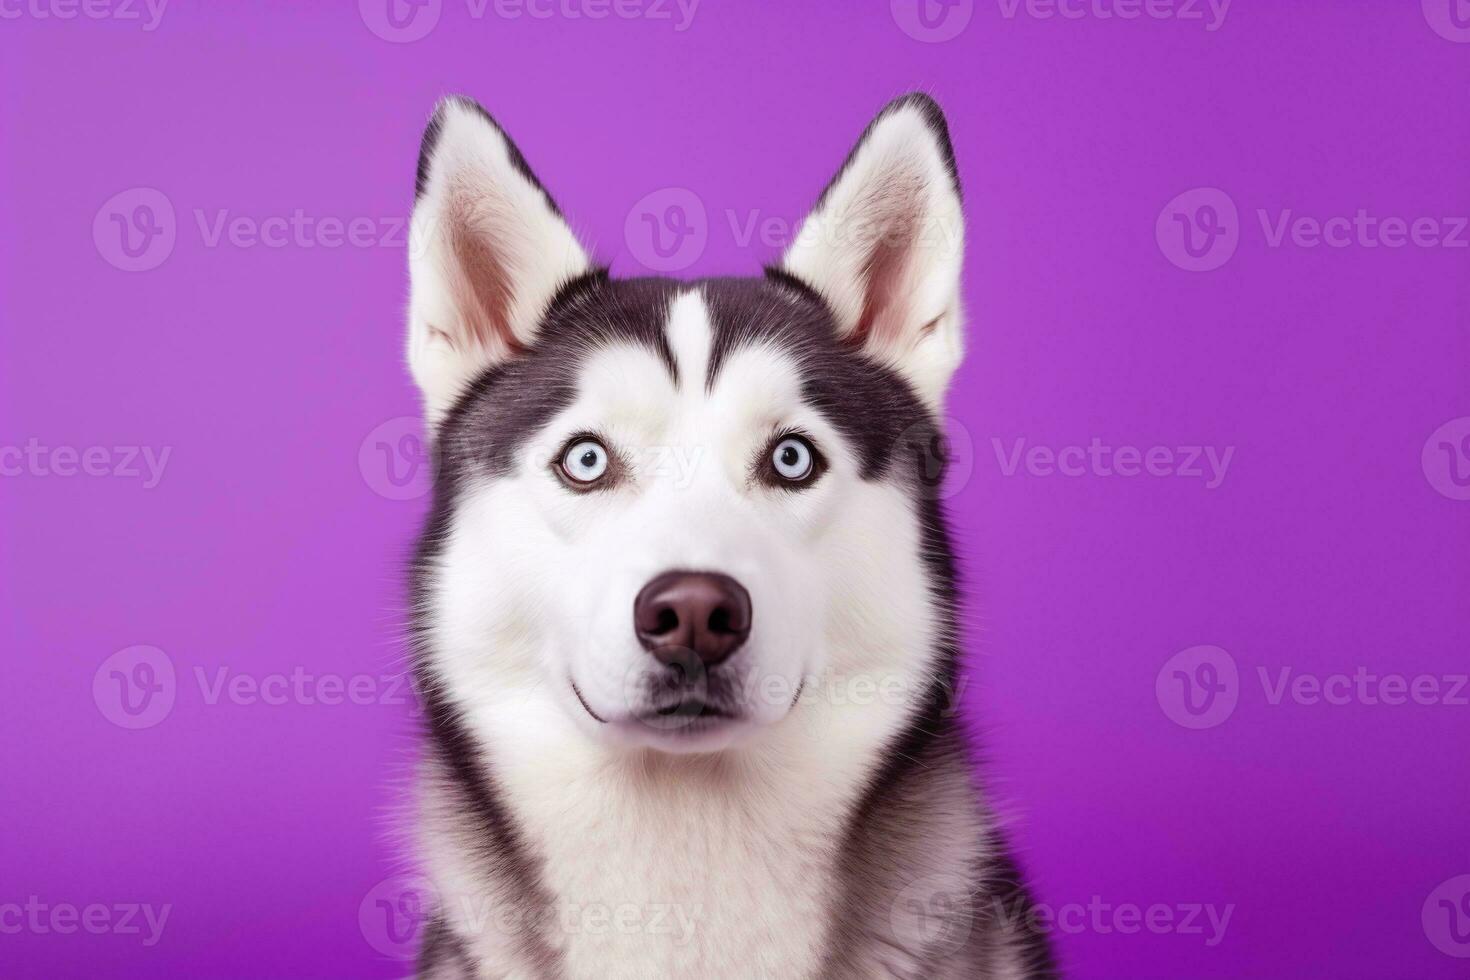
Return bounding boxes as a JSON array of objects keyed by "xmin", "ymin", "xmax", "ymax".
[{"xmin": 408, "ymin": 96, "xmax": 965, "ymax": 755}]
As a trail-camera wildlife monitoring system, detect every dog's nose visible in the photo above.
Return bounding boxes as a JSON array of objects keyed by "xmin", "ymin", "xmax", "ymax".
[{"xmin": 634, "ymin": 571, "xmax": 752, "ymax": 669}]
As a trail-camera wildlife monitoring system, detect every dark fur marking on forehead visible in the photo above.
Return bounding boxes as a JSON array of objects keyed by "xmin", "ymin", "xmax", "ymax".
[
  {"xmin": 432, "ymin": 272, "xmax": 944, "ymax": 503},
  {"xmin": 700, "ymin": 276, "xmax": 941, "ymax": 483},
  {"xmin": 434, "ymin": 275, "xmax": 682, "ymax": 487}
]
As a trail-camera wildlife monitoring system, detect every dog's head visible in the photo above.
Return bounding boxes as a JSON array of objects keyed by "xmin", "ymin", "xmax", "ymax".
[{"xmin": 408, "ymin": 95, "xmax": 964, "ymax": 756}]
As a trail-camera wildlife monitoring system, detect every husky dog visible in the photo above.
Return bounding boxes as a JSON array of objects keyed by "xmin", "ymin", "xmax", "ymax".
[{"xmin": 402, "ymin": 93, "xmax": 1054, "ymax": 979}]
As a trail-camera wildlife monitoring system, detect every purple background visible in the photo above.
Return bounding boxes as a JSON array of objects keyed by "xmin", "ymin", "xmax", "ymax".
[{"xmin": 3, "ymin": 2, "xmax": 1468, "ymax": 977}]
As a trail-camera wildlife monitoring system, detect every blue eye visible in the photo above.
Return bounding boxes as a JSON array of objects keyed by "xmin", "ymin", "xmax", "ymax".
[
  {"xmin": 771, "ymin": 437, "xmax": 814, "ymax": 481},
  {"xmin": 561, "ymin": 439, "xmax": 609, "ymax": 484}
]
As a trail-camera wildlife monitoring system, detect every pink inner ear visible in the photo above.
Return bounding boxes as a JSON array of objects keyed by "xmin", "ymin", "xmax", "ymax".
[
  {"xmin": 447, "ymin": 195, "xmax": 526, "ymax": 357},
  {"xmin": 846, "ymin": 172, "xmax": 926, "ymax": 355},
  {"xmin": 850, "ymin": 230, "xmax": 913, "ymax": 353}
]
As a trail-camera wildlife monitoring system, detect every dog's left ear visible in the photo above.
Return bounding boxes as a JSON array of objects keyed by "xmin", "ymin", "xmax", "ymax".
[
  {"xmin": 781, "ymin": 94, "xmax": 964, "ymax": 412},
  {"xmin": 407, "ymin": 96, "xmax": 591, "ymax": 423}
]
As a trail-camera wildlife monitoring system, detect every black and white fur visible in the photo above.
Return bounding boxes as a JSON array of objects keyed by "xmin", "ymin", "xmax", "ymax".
[{"xmin": 402, "ymin": 94, "xmax": 1055, "ymax": 979}]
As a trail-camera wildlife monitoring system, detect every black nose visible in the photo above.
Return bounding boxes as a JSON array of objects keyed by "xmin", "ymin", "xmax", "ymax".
[{"xmin": 634, "ymin": 571, "xmax": 752, "ymax": 669}]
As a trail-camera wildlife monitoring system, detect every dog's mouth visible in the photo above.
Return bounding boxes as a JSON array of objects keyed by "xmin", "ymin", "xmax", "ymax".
[
  {"xmin": 570, "ymin": 681, "xmax": 607, "ymax": 724},
  {"xmin": 570, "ymin": 677, "xmax": 751, "ymax": 746},
  {"xmin": 643, "ymin": 698, "xmax": 734, "ymax": 722},
  {"xmin": 568, "ymin": 663, "xmax": 808, "ymax": 753}
]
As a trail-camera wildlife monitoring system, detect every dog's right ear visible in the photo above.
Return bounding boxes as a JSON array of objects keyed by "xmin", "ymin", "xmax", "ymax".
[{"xmin": 407, "ymin": 97, "xmax": 591, "ymax": 422}]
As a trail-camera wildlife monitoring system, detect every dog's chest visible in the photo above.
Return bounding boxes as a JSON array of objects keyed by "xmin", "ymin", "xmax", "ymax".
[{"xmin": 510, "ymin": 761, "xmax": 845, "ymax": 980}]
